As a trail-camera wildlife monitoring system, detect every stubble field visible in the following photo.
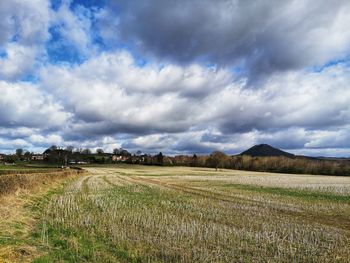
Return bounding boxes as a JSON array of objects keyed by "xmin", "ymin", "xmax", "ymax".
[
  {"xmin": 1, "ymin": 165, "xmax": 350, "ymax": 262},
  {"xmin": 28, "ymin": 165, "xmax": 350, "ymax": 262}
]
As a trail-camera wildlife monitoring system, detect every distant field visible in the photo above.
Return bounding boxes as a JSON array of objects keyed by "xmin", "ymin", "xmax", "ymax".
[{"xmin": 21, "ymin": 165, "xmax": 348, "ymax": 262}]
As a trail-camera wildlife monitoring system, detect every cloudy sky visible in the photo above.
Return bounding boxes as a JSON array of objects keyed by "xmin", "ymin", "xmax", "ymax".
[{"xmin": 1, "ymin": 0, "xmax": 350, "ymax": 156}]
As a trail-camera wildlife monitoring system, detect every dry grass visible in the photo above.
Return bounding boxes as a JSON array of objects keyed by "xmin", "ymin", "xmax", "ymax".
[
  {"xmin": 33, "ymin": 166, "xmax": 350, "ymax": 262},
  {"xmin": 0, "ymin": 169, "xmax": 85, "ymax": 263},
  {"xmin": 0, "ymin": 169, "xmax": 84, "ymax": 197}
]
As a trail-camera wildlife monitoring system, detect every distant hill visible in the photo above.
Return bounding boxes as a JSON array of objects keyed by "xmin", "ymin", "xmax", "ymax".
[{"xmin": 241, "ymin": 144, "xmax": 295, "ymax": 158}]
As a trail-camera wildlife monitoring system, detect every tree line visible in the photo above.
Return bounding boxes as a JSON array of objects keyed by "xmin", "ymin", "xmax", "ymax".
[
  {"xmin": 167, "ymin": 152, "xmax": 350, "ymax": 176},
  {"xmin": 3, "ymin": 147, "xmax": 350, "ymax": 176}
]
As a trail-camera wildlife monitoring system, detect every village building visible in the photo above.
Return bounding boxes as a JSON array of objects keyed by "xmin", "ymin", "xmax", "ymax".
[
  {"xmin": 31, "ymin": 154, "xmax": 46, "ymax": 161},
  {"xmin": 112, "ymin": 155, "xmax": 129, "ymax": 162}
]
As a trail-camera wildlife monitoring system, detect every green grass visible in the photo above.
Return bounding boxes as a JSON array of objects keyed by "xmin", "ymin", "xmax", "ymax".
[{"xmin": 33, "ymin": 185, "xmax": 165, "ymax": 262}]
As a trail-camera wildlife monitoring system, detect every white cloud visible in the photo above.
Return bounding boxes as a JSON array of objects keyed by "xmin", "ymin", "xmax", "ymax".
[
  {"xmin": 51, "ymin": 1, "xmax": 99, "ymax": 58},
  {"xmin": 36, "ymin": 48, "xmax": 350, "ymax": 154},
  {"xmin": 1, "ymin": 1, "xmax": 350, "ymax": 156},
  {"xmin": 0, "ymin": 81, "xmax": 70, "ymax": 129},
  {"xmin": 29, "ymin": 134, "xmax": 63, "ymax": 146},
  {"xmin": 40, "ymin": 51, "xmax": 232, "ymax": 135},
  {"xmin": 0, "ymin": 0, "xmax": 51, "ymax": 45},
  {"xmin": 0, "ymin": 0, "xmax": 51, "ymax": 80},
  {"xmin": 0, "ymin": 138, "xmax": 31, "ymax": 151},
  {"xmin": 0, "ymin": 44, "xmax": 38, "ymax": 80},
  {"xmin": 213, "ymin": 64, "xmax": 350, "ymax": 133}
]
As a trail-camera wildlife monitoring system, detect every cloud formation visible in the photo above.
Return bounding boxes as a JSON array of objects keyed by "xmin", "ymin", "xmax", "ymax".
[
  {"xmin": 105, "ymin": 0, "xmax": 350, "ymax": 78},
  {"xmin": 0, "ymin": 81, "xmax": 69, "ymax": 129},
  {"xmin": 0, "ymin": 0, "xmax": 350, "ymax": 156},
  {"xmin": 0, "ymin": 0, "xmax": 51, "ymax": 79}
]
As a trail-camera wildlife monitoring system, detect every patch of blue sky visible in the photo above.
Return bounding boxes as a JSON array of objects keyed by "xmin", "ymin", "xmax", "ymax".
[
  {"xmin": 50, "ymin": 0, "xmax": 65, "ymax": 11},
  {"xmin": 46, "ymin": 24, "xmax": 150, "ymax": 68},
  {"xmin": 46, "ymin": 26, "xmax": 86, "ymax": 64},
  {"xmin": 47, "ymin": 0, "xmax": 153, "ymax": 68},
  {"xmin": 112, "ymin": 46, "xmax": 150, "ymax": 68},
  {"xmin": 51, "ymin": 0, "xmax": 107, "ymax": 11},
  {"xmin": 231, "ymin": 66, "xmax": 244, "ymax": 74},
  {"xmin": 47, "ymin": 43, "xmax": 86, "ymax": 65},
  {"xmin": 48, "ymin": 0, "xmax": 114, "ymax": 63},
  {"xmin": 70, "ymin": 0, "xmax": 107, "ymax": 9},
  {"xmin": 10, "ymin": 33, "xmax": 20, "ymax": 43},
  {"xmin": 0, "ymin": 48, "xmax": 7, "ymax": 58},
  {"xmin": 309, "ymin": 56, "xmax": 350, "ymax": 73},
  {"xmin": 19, "ymin": 74, "xmax": 40, "ymax": 84}
]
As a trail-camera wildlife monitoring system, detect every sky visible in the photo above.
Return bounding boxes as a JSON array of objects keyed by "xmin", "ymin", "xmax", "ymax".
[{"xmin": 1, "ymin": 0, "xmax": 350, "ymax": 156}]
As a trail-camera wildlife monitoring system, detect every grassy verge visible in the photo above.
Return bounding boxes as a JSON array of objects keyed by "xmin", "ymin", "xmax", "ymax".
[
  {"xmin": 0, "ymin": 170, "xmax": 85, "ymax": 263},
  {"xmin": 0, "ymin": 170, "xmax": 83, "ymax": 196}
]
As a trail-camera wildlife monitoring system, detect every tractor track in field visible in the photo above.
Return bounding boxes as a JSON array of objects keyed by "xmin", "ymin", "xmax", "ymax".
[
  {"xmin": 80, "ymin": 169, "xmax": 350, "ymax": 236},
  {"xmin": 81, "ymin": 176, "xmax": 91, "ymax": 195},
  {"xmin": 116, "ymin": 174, "xmax": 284, "ymax": 206},
  {"xmin": 111, "ymin": 173, "xmax": 350, "ymax": 236}
]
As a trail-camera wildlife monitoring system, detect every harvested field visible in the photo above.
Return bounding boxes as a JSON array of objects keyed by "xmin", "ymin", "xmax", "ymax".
[{"xmin": 30, "ymin": 166, "xmax": 350, "ymax": 262}]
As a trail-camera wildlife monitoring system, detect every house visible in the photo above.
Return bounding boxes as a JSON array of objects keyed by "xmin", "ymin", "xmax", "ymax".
[
  {"xmin": 112, "ymin": 155, "xmax": 129, "ymax": 162},
  {"xmin": 129, "ymin": 155, "xmax": 147, "ymax": 164},
  {"xmin": 0, "ymin": 154, "xmax": 4, "ymax": 161},
  {"xmin": 31, "ymin": 154, "xmax": 46, "ymax": 161}
]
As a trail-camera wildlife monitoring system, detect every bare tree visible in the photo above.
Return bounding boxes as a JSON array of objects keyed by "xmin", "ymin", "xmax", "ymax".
[
  {"xmin": 15, "ymin": 148, "xmax": 24, "ymax": 157},
  {"xmin": 65, "ymin": 146, "xmax": 74, "ymax": 153},
  {"xmin": 208, "ymin": 151, "xmax": 227, "ymax": 171},
  {"xmin": 96, "ymin": 148, "xmax": 104, "ymax": 154},
  {"xmin": 113, "ymin": 148, "xmax": 120, "ymax": 155},
  {"xmin": 81, "ymin": 148, "xmax": 92, "ymax": 154}
]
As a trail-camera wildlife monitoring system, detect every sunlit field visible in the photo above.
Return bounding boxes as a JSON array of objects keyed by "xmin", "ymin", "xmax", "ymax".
[{"xmin": 27, "ymin": 165, "xmax": 350, "ymax": 262}]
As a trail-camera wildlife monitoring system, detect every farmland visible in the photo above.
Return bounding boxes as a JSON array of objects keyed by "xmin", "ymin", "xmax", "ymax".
[{"xmin": 1, "ymin": 165, "xmax": 350, "ymax": 262}]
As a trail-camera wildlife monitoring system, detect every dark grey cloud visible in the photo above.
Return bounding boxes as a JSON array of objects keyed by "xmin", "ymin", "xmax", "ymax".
[{"xmin": 102, "ymin": 0, "xmax": 350, "ymax": 80}]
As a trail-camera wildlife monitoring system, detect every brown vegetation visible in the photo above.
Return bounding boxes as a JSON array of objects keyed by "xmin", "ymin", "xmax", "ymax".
[
  {"xmin": 0, "ymin": 169, "xmax": 84, "ymax": 197},
  {"xmin": 0, "ymin": 168, "xmax": 61, "ymax": 176}
]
